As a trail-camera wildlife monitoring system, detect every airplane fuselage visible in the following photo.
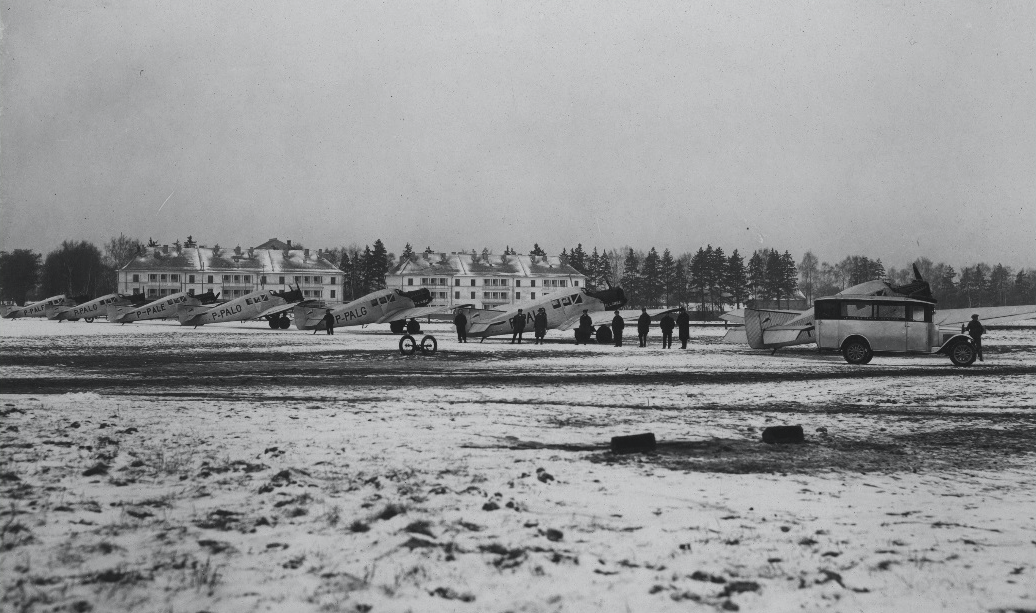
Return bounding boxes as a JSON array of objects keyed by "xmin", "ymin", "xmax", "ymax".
[
  {"xmin": 294, "ymin": 289, "xmax": 417, "ymax": 330},
  {"xmin": 466, "ymin": 289, "xmax": 607, "ymax": 338},
  {"xmin": 111, "ymin": 291, "xmax": 199, "ymax": 323},
  {"xmin": 2, "ymin": 295, "xmax": 72, "ymax": 319},
  {"xmin": 49, "ymin": 294, "xmax": 133, "ymax": 321},
  {"xmin": 181, "ymin": 289, "xmax": 291, "ymax": 326}
]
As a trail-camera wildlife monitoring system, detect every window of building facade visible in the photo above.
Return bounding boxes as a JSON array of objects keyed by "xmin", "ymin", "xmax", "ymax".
[
  {"xmin": 573, "ymin": 280, "xmax": 579, "ymax": 287},
  {"xmin": 455, "ymin": 291, "xmax": 460, "ymax": 299},
  {"xmin": 160, "ymin": 274, "xmax": 167, "ymax": 282},
  {"xmin": 279, "ymin": 276, "xmax": 285, "ymax": 284},
  {"xmin": 304, "ymin": 276, "xmax": 311, "ymax": 284},
  {"xmin": 454, "ymin": 279, "xmax": 460, "ymax": 286},
  {"xmin": 171, "ymin": 274, "xmax": 180, "ymax": 282},
  {"xmin": 148, "ymin": 288, "xmax": 158, "ymax": 297},
  {"xmin": 294, "ymin": 276, "xmax": 301, "ymax": 284},
  {"xmin": 329, "ymin": 277, "xmax": 336, "ymax": 284},
  {"xmin": 132, "ymin": 274, "xmax": 140, "ymax": 282},
  {"xmin": 470, "ymin": 279, "xmax": 476, "ymax": 286},
  {"xmin": 330, "ymin": 290, "xmax": 336, "ymax": 299},
  {"xmin": 530, "ymin": 280, "xmax": 536, "ymax": 287},
  {"xmin": 515, "ymin": 280, "xmax": 521, "ymax": 287},
  {"xmin": 408, "ymin": 278, "xmax": 414, "ymax": 286},
  {"xmin": 470, "ymin": 291, "xmax": 476, "ymax": 299},
  {"xmin": 223, "ymin": 275, "xmax": 231, "ymax": 283},
  {"xmin": 188, "ymin": 275, "xmax": 195, "ymax": 283},
  {"xmin": 243, "ymin": 275, "xmax": 251, "ymax": 284},
  {"xmin": 149, "ymin": 274, "xmax": 158, "ymax": 282},
  {"xmin": 531, "ymin": 292, "xmax": 536, "ymax": 299},
  {"xmin": 208, "ymin": 275, "xmax": 214, "ymax": 283},
  {"xmin": 313, "ymin": 276, "xmax": 322, "ymax": 284},
  {"xmin": 515, "ymin": 292, "xmax": 521, "ymax": 299},
  {"xmin": 234, "ymin": 275, "xmax": 241, "ymax": 283}
]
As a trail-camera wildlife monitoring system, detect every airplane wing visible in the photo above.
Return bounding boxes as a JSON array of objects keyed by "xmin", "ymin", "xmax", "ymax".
[
  {"xmin": 376, "ymin": 304, "xmax": 463, "ymax": 324},
  {"xmin": 935, "ymin": 305, "xmax": 1036, "ymax": 327},
  {"xmin": 258, "ymin": 300, "xmax": 319, "ymax": 319},
  {"xmin": 720, "ymin": 309, "xmax": 745, "ymax": 325}
]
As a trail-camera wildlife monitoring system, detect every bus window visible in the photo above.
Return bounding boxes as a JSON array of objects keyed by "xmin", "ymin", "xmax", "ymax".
[
  {"xmin": 876, "ymin": 304, "xmax": 907, "ymax": 321},
  {"xmin": 814, "ymin": 301, "xmax": 839, "ymax": 320},
  {"xmin": 842, "ymin": 302, "xmax": 872, "ymax": 319},
  {"xmin": 909, "ymin": 306, "xmax": 926, "ymax": 322}
]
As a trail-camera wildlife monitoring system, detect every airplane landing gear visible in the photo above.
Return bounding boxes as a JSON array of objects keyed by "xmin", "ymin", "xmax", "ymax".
[
  {"xmin": 83, "ymin": 317, "xmax": 95, "ymax": 323},
  {"xmin": 267, "ymin": 314, "xmax": 292, "ymax": 329},
  {"xmin": 399, "ymin": 334, "xmax": 438, "ymax": 355}
]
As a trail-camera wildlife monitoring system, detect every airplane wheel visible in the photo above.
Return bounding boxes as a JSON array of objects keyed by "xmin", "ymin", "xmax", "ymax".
[
  {"xmin": 390, "ymin": 320, "xmax": 405, "ymax": 334},
  {"xmin": 842, "ymin": 339, "xmax": 872, "ymax": 365},
  {"xmin": 406, "ymin": 320, "xmax": 421, "ymax": 334},
  {"xmin": 949, "ymin": 341, "xmax": 976, "ymax": 366},
  {"xmin": 268, "ymin": 318, "xmax": 279, "ymax": 329},
  {"xmin": 595, "ymin": 325, "xmax": 613, "ymax": 344},
  {"xmin": 420, "ymin": 335, "xmax": 437, "ymax": 354},
  {"xmin": 399, "ymin": 334, "xmax": 417, "ymax": 355},
  {"xmin": 278, "ymin": 317, "xmax": 291, "ymax": 330},
  {"xmin": 83, "ymin": 317, "xmax": 94, "ymax": 323}
]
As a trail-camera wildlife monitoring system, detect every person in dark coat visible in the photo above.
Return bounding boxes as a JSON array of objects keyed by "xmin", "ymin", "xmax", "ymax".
[
  {"xmin": 533, "ymin": 308, "xmax": 548, "ymax": 344},
  {"xmin": 637, "ymin": 308, "xmax": 651, "ymax": 347},
  {"xmin": 511, "ymin": 309, "xmax": 526, "ymax": 344},
  {"xmin": 676, "ymin": 306, "xmax": 691, "ymax": 349},
  {"xmin": 611, "ymin": 310, "xmax": 625, "ymax": 347},
  {"xmin": 322, "ymin": 309, "xmax": 335, "ymax": 336},
  {"xmin": 964, "ymin": 313, "xmax": 985, "ymax": 361},
  {"xmin": 454, "ymin": 310, "xmax": 468, "ymax": 343},
  {"xmin": 576, "ymin": 309, "xmax": 594, "ymax": 345},
  {"xmin": 659, "ymin": 312, "xmax": 675, "ymax": 348}
]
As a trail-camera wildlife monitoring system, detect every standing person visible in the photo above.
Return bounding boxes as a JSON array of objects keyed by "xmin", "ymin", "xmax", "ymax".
[
  {"xmin": 454, "ymin": 310, "xmax": 468, "ymax": 343},
  {"xmin": 533, "ymin": 307, "xmax": 548, "ymax": 344},
  {"xmin": 511, "ymin": 309, "xmax": 526, "ymax": 344},
  {"xmin": 964, "ymin": 314, "xmax": 985, "ymax": 361},
  {"xmin": 659, "ymin": 312, "xmax": 675, "ymax": 349},
  {"xmin": 611, "ymin": 310, "xmax": 625, "ymax": 347},
  {"xmin": 676, "ymin": 306, "xmax": 691, "ymax": 349},
  {"xmin": 576, "ymin": 309, "xmax": 594, "ymax": 345},
  {"xmin": 637, "ymin": 308, "xmax": 651, "ymax": 347},
  {"xmin": 322, "ymin": 309, "xmax": 335, "ymax": 336}
]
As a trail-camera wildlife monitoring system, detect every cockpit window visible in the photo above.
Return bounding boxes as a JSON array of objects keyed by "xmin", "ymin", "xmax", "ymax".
[
  {"xmin": 551, "ymin": 300, "xmax": 561, "ymax": 309},
  {"xmin": 370, "ymin": 299, "xmax": 379, "ymax": 307},
  {"xmin": 378, "ymin": 296, "xmax": 388, "ymax": 305},
  {"xmin": 561, "ymin": 296, "xmax": 572, "ymax": 306},
  {"xmin": 388, "ymin": 294, "xmax": 396, "ymax": 302},
  {"xmin": 574, "ymin": 294, "xmax": 583, "ymax": 304}
]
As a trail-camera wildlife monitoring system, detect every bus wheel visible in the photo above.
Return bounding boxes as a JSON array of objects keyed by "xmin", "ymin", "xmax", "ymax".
[
  {"xmin": 949, "ymin": 341, "xmax": 976, "ymax": 366},
  {"xmin": 842, "ymin": 339, "xmax": 872, "ymax": 365},
  {"xmin": 399, "ymin": 335, "xmax": 417, "ymax": 355},
  {"xmin": 420, "ymin": 335, "xmax": 438, "ymax": 354}
]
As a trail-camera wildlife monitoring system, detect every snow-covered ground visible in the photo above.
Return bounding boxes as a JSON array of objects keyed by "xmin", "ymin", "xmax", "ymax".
[{"xmin": 1, "ymin": 318, "xmax": 1034, "ymax": 612}]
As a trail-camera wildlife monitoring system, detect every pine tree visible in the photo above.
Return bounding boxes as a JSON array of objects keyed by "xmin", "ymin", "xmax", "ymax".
[
  {"xmin": 569, "ymin": 244, "xmax": 587, "ymax": 274},
  {"xmin": 710, "ymin": 246, "xmax": 726, "ymax": 311},
  {"xmin": 641, "ymin": 247, "xmax": 662, "ymax": 307},
  {"xmin": 559, "ymin": 248, "xmax": 569, "ymax": 266},
  {"xmin": 765, "ymin": 249, "xmax": 783, "ymax": 305},
  {"xmin": 400, "ymin": 243, "xmax": 415, "ymax": 263},
  {"xmin": 369, "ymin": 240, "xmax": 389, "ymax": 289},
  {"xmin": 599, "ymin": 250, "xmax": 612, "ymax": 287},
  {"xmin": 660, "ymin": 249, "xmax": 676, "ymax": 307},
  {"xmin": 586, "ymin": 248, "xmax": 601, "ymax": 291},
  {"xmin": 690, "ymin": 248, "xmax": 707, "ymax": 311},
  {"xmin": 529, "ymin": 243, "xmax": 547, "ymax": 257},
  {"xmin": 780, "ymin": 251, "xmax": 798, "ymax": 308},
  {"xmin": 747, "ymin": 250, "xmax": 766, "ymax": 302},
  {"xmin": 727, "ymin": 250, "xmax": 747, "ymax": 309},
  {"xmin": 620, "ymin": 249, "xmax": 642, "ymax": 307},
  {"xmin": 0, "ymin": 249, "xmax": 42, "ymax": 304}
]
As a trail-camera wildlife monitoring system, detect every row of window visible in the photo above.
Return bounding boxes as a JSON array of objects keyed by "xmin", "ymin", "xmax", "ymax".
[
  {"xmin": 409, "ymin": 277, "xmax": 574, "ymax": 288},
  {"xmin": 144, "ymin": 287, "xmax": 333, "ymax": 299},
  {"xmin": 815, "ymin": 300, "xmax": 933, "ymax": 323},
  {"xmin": 133, "ymin": 274, "xmax": 337, "ymax": 285}
]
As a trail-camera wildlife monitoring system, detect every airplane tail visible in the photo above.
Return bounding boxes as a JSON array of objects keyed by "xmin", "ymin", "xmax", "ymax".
[
  {"xmin": 45, "ymin": 304, "xmax": 68, "ymax": 320},
  {"xmin": 743, "ymin": 308, "xmax": 814, "ymax": 349},
  {"xmin": 177, "ymin": 303, "xmax": 212, "ymax": 326},
  {"xmin": 292, "ymin": 304, "xmax": 324, "ymax": 330}
]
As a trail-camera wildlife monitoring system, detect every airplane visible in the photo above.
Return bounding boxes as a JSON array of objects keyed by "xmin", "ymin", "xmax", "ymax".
[
  {"xmin": 452, "ymin": 285, "xmax": 634, "ymax": 342},
  {"xmin": 733, "ymin": 265, "xmax": 1036, "ymax": 350},
  {"xmin": 177, "ymin": 286, "xmax": 307, "ymax": 328},
  {"xmin": 1, "ymin": 295, "xmax": 76, "ymax": 319},
  {"xmin": 292, "ymin": 287, "xmax": 454, "ymax": 332},
  {"xmin": 46, "ymin": 292, "xmax": 149, "ymax": 322},
  {"xmin": 108, "ymin": 290, "xmax": 220, "ymax": 324}
]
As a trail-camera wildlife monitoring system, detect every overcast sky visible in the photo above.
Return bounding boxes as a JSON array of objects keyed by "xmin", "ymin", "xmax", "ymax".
[{"xmin": 1, "ymin": 1, "xmax": 1033, "ymax": 270}]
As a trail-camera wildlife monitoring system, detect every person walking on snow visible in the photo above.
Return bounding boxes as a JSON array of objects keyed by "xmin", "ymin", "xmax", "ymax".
[
  {"xmin": 964, "ymin": 314, "xmax": 985, "ymax": 361},
  {"xmin": 659, "ymin": 312, "xmax": 675, "ymax": 348},
  {"xmin": 611, "ymin": 310, "xmax": 625, "ymax": 347},
  {"xmin": 637, "ymin": 308, "xmax": 651, "ymax": 347},
  {"xmin": 511, "ymin": 309, "xmax": 526, "ymax": 344},
  {"xmin": 321, "ymin": 309, "xmax": 335, "ymax": 335},
  {"xmin": 676, "ymin": 306, "xmax": 691, "ymax": 349},
  {"xmin": 533, "ymin": 308, "xmax": 548, "ymax": 344}
]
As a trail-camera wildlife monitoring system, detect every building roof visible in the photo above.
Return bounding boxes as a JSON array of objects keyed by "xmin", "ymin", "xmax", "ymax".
[
  {"xmin": 253, "ymin": 238, "xmax": 293, "ymax": 250},
  {"xmin": 390, "ymin": 253, "xmax": 584, "ymax": 278},
  {"xmin": 121, "ymin": 247, "xmax": 342, "ymax": 273}
]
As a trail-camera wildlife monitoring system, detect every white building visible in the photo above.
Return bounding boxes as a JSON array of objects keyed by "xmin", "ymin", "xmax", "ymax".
[
  {"xmin": 387, "ymin": 252, "xmax": 587, "ymax": 307},
  {"xmin": 119, "ymin": 241, "xmax": 344, "ymax": 301}
]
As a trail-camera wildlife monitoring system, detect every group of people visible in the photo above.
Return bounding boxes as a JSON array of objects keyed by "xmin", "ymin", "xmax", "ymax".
[
  {"xmin": 611, "ymin": 306, "xmax": 691, "ymax": 348},
  {"xmin": 452, "ymin": 304, "xmax": 696, "ymax": 348}
]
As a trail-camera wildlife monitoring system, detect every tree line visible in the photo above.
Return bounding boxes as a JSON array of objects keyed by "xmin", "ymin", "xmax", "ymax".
[{"xmin": 2, "ymin": 236, "xmax": 1032, "ymax": 311}]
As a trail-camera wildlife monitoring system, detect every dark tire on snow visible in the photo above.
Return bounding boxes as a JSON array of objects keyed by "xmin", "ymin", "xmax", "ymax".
[
  {"xmin": 268, "ymin": 318, "xmax": 279, "ymax": 329},
  {"xmin": 399, "ymin": 335, "xmax": 417, "ymax": 355},
  {"xmin": 420, "ymin": 335, "xmax": 437, "ymax": 354},
  {"xmin": 406, "ymin": 319, "xmax": 421, "ymax": 334},
  {"xmin": 949, "ymin": 341, "xmax": 976, "ymax": 366},
  {"xmin": 83, "ymin": 317, "xmax": 94, "ymax": 323},
  {"xmin": 278, "ymin": 317, "xmax": 291, "ymax": 330},
  {"xmin": 595, "ymin": 326, "xmax": 613, "ymax": 344},
  {"xmin": 390, "ymin": 320, "xmax": 405, "ymax": 334},
  {"xmin": 842, "ymin": 339, "xmax": 872, "ymax": 365}
]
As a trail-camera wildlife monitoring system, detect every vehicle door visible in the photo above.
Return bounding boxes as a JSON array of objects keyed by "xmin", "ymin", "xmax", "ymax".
[
  {"xmin": 873, "ymin": 303, "xmax": 907, "ymax": 352},
  {"xmin": 905, "ymin": 304, "xmax": 931, "ymax": 352}
]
